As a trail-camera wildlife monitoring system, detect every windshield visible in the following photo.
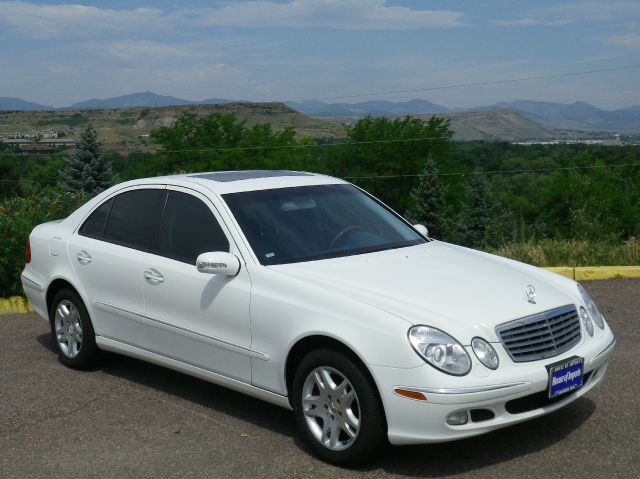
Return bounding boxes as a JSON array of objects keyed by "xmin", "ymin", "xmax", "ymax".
[{"xmin": 223, "ymin": 184, "xmax": 426, "ymax": 265}]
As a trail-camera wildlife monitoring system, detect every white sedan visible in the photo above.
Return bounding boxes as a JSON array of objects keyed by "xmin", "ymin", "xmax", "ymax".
[{"xmin": 22, "ymin": 170, "xmax": 615, "ymax": 465}]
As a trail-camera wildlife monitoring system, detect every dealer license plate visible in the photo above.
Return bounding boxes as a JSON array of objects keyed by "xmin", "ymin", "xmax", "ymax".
[{"xmin": 547, "ymin": 356, "xmax": 584, "ymax": 398}]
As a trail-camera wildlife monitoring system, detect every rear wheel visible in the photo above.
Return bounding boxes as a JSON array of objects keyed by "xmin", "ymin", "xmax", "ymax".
[
  {"xmin": 292, "ymin": 349, "xmax": 387, "ymax": 466},
  {"xmin": 49, "ymin": 288, "xmax": 99, "ymax": 369}
]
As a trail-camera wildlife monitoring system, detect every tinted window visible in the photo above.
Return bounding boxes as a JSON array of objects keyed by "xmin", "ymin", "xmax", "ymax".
[
  {"xmin": 79, "ymin": 198, "xmax": 113, "ymax": 238},
  {"xmin": 224, "ymin": 184, "xmax": 425, "ymax": 265},
  {"xmin": 104, "ymin": 189, "xmax": 165, "ymax": 251},
  {"xmin": 158, "ymin": 191, "xmax": 229, "ymax": 264}
]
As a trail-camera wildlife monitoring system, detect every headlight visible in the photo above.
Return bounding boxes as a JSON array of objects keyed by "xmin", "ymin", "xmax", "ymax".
[
  {"xmin": 580, "ymin": 306, "xmax": 594, "ymax": 337},
  {"xmin": 471, "ymin": 337, "xmax": 499, "ymax": 370},
  {"xmin": 408, "ymin": 326, "xmax": 471, "ymax": 376},
  {"xmin": 578, "ymin": 284, "xmax": 605, "ymax": 329}
]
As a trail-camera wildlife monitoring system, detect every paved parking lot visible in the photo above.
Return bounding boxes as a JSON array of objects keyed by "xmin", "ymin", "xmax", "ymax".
[{"xmin": 1, "ymin": 279, "xmax": 638, "ymax": 478}]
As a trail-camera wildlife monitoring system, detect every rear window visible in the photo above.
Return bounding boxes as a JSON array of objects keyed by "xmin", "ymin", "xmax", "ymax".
[
  {"xmin": 79, "ymin": 198, "xmax": 113, "ymax": 238},
  {"xmin": 103, "ymin": 189, "xmax": 165, "ymax": 251}
]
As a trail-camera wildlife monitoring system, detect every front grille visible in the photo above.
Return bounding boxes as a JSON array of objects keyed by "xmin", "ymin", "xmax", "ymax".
[{"xmin": 496, "ymin": 305, "xmax": 582, "ymax": 362}]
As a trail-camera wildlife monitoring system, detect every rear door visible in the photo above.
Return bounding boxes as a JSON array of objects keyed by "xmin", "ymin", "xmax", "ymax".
[
  {"xmin": 142, "ymin": 187, "xmax": 253, "ymax": 383},
  {"xmin": 68, "ymin": 186, "xmax": 165, "ymax": 348}
]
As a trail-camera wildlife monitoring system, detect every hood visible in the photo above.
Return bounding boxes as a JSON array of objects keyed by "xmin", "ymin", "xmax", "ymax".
[{"xmin": 271, "ymin": 241, "xmax": 578, "ymax": 344}]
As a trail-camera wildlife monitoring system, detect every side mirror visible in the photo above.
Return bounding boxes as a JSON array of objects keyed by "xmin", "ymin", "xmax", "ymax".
[
  {"xmin": 196, "ymin": 252, "xmax": 241, "ymax": 276},
  {"xmin": 413, "ymin": 224, "xmax": 429, "ymax": 238}
]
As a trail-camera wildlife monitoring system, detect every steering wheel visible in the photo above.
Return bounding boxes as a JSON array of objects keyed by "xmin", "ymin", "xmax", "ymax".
[{"xmin": 330, "ymin": 225, "xmax": 363, "ymax": 247}]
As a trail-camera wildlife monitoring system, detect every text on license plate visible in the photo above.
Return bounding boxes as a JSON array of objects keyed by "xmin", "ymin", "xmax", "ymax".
[{"xmin": 547, "ymin": 356, "xmax": 584, "ymax": 398}]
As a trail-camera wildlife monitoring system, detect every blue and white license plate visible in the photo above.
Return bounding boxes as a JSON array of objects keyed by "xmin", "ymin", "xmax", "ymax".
[{"xmin": 547, "ymin": 356, "xmax": 584, "ymax": 398}]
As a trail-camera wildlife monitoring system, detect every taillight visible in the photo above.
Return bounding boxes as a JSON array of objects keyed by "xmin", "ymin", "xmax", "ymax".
[{"xmin": 26, "ymin": 237, "xmax": 31, "ymax": 264}]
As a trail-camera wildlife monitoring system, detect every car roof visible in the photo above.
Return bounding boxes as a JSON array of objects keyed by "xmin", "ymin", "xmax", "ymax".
[{"xmin": 151, "ymin": 170, "xmax": 348, "ymax": 194}]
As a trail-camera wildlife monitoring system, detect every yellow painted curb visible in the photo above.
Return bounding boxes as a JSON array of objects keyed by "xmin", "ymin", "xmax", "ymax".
[
  {"xmin": 543, "ymin": 266, "xmax": 640, "ymax": 281},
  {"xmin": 574, "ymin": 266, "xmax": 640, "ymax": 281},
  {"xmin": 0, "ymin": 296, "xmax": 33, "ymax": 315},
  {"xmin": 544, "ymin": 267, "xmax": 575, "ymax": 279}
]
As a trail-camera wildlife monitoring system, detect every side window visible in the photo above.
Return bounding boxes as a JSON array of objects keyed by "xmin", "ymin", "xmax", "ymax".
[
  {"xmin": 79, "ymin": 198, "xmax": 113, "ymax": 238},
  {"xmin": 103, "ymin": 189, "xmax": 165, "ymax": 251},
  {"xmin": 158, "ymin": 191, "xmax": 229, "ymax": 264}
]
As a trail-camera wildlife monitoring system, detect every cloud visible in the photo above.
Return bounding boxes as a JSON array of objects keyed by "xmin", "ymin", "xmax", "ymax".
[
  {"xmin": 491, "ymin": 18, "xmax": 571, "ymax": 27},
  {"xmin": 183, "ymin": 0, "xmax": 466, "ymax": 30},
  {"xmin": 602, "ymin": 32, "xmax": 640, "ymax": 49},
  {"xmin": 492, "ymin": 1, "xmax": 640, "ymax": 27},
  {"xmin": 0, "ymin": 1, "xmax": 170, "ymax": 39}
]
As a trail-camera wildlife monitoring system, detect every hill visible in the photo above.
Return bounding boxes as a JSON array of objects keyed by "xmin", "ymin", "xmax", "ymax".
[
  {"xmin": 66, "ymin": 91, "xmax": 238, "ymax": 110},
  {"xmin": 0, "ymin": 97, "xmax": 52, "ymax": 111},
  {"xmin": 439, "ymin": 109, "xmax": 558, "ymax": 141},
  {"xmin": 489, "ymin": 100, "xmax": 640, "ymax": 132},
  {"xmin": 0, "ymin": 103, "xmax": 345, "ymax": 154},
  {"xmin": 287, "ymin": 98, "xmax": 449, "ymax": 117}
]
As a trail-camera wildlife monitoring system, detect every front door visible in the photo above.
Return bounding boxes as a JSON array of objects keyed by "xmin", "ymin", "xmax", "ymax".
[{"xmin": 142, "ymin": 187, "xmax": 252, "ymax": 383}]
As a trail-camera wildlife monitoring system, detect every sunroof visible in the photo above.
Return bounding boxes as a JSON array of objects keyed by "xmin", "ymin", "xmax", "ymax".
[{"xmin": 190, "ymin": 170, "xmax": 314, "ymax": 182}]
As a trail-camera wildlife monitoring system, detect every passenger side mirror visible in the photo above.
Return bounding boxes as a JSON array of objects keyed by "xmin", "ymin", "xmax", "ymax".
[
  {"xmin": 196, "ymin": 252, "xmax": 241, "ymax": 276},
  {"xmin": 413, "ymin": 224, "xmax": 429, "ymax": 238}
]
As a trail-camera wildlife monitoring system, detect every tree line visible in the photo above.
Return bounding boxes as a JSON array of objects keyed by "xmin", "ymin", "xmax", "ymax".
[{"xmin": 1, "ymin": 112, "xmax": 639, "ymax": 295}]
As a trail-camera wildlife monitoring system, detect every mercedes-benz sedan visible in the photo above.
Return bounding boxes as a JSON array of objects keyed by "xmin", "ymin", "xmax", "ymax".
[{"xmin": 22, "ymin": 170, "xmax": 615, "ymax": 465}]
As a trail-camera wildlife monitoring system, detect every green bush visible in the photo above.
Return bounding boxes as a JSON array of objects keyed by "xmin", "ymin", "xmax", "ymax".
[{"xmin": 0, "ymin": 190, "xmax": 88, "ymax": 297}]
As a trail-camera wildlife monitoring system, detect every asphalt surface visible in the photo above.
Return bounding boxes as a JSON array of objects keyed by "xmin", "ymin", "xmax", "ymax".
[{"xmin": 1, "ymin": 279, "xmax": 638, "ymax": 478}]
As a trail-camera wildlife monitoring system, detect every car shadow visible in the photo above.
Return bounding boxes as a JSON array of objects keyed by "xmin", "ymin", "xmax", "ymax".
[
  {"xmin": 36, "ymin": 332, "xmax": 596, "ymax": 475},
  {"xmin": 37, "ymin": 332, "xmax": 297, "ymax": 437}
]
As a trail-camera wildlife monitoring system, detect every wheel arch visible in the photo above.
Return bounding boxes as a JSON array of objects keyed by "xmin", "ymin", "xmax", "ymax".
[
  {"xmin": 45, "ymin": 277, "xmax": 85, "ymax": 320},
  {"xmin": 284, "ymin": 334, "xmax": 387, "ymax": 421}
]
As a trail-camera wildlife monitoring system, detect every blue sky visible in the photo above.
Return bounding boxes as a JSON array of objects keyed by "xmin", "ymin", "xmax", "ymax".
[{"xmin": 0, "ymin": 0, "xmax": 638, "ymax": 109}]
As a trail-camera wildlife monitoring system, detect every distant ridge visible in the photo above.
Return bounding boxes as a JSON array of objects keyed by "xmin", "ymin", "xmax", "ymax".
[
  {"xmin": 0, "ymin": 97, "xmax": 52, "ymax": 111},
  {"xmin": 286, "ymin": 98, "xmax": 449, "ymax": 117},
  {"xmin": 487, "ymin": 100, "xmax": 640, "ymax": 132},
  {"xmin": 64, "ymin": 91, "xmax": 237, "ymax": 110},
  {"xmin": 2, "ymin": 92, "xmax": 639, "ymax": 131}
]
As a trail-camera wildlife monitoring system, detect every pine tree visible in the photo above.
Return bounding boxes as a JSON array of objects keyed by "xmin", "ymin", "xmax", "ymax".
[
  {"xmin": 59, "ymin": 125, "xmax": 113, "ymax": 195},
  {"xmin": 459, "ymin": 169, "xmax": 507, "ymax": 248},
  {"xmin": 405, "ymin": 156, "xmax": 451, "ymax": 239}
]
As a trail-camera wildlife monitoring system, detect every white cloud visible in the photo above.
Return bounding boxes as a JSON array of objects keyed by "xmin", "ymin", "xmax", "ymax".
[
  {"xmin": 0, "ymin": 1, "xmax": 170, "ymax": 39},
  {"xmin": 183, "ymin": 0, "xmax": 465, "ymax": 30},
  {"xmin": 492, "ymin": 1, "xmax": 640, "ymax": 27},
  {"xmin": 491, "ymin": 18, "xmax": 571, "ymax": 27},
  {"xmin": 602, "ymin": 32, "xmax": 640, "ymax": 49}
]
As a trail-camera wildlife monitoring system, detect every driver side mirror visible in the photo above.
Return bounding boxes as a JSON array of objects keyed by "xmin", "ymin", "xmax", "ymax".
[
  {"xmin": 413, "ymin": 224, "xmax": 429, "ymax": 238},
  {"xmin": 196, "ymin": 252, "xmax": 241, "ymax": 276}
]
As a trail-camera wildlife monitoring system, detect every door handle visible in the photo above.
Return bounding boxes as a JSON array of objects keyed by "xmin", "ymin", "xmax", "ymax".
[
  {"xmin": 144, "ymin": 269, "xmax": 164, "ymax": 284},
  {"xmin": 76, "ymin": 250, "xmax": 92, "ymax": 264}
]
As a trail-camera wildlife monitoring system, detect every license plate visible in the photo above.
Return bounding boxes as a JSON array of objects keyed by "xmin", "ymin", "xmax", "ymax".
[{"xmin": 547, "ymin": 356, "xmax": 584, "ymax": 398}]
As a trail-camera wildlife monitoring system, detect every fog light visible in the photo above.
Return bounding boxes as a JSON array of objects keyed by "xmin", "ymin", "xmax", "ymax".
[{"xmin": 446, "ymin": 410, "xmax": 468, "ymax": 426}]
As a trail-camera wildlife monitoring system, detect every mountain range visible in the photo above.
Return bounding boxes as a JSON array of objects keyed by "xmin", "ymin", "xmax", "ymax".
[{"xmin": 1, "ymin": 91, "xmax": 639, "ymax": 132}]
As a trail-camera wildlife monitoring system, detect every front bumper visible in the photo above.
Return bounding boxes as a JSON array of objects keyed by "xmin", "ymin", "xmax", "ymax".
[{"xmin": 371, "ymin": 331, "xmax": 615, "ymax": 445}]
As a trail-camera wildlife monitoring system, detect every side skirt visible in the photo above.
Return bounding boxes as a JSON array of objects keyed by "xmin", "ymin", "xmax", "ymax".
[{"xmin": 96, "ymin": 336, "xmax": 292, "ymax": 410}]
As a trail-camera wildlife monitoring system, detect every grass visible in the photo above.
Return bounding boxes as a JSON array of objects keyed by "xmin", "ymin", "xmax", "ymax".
[{"xmin": 489, "ymin": 238, "xmax": 640, "ymax": 267}]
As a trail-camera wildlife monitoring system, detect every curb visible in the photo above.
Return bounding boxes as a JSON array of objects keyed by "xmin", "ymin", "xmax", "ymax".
[
  {"xmin": 0, "ymin": 296, "xmax": 34, "ymax": 315},
  {"xmin": 544, "ymin": 266, "xmax": 640, "ymax": 280},
  {"xmin": 1, "ymin": 266, "xmax": 639, "ymax": 316}
]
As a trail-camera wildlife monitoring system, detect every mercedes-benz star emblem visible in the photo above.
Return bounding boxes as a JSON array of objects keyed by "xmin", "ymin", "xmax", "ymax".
[{"xmin": 525, "ymin": 285, "xmax": 537, "ymax": 304}]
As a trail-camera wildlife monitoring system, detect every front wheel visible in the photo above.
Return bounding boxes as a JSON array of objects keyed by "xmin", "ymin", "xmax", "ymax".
[
  {"xmin": 49, "ymin": 288, "xmax": 100, "ymax": 369},
  {"xmin": 292, "ymin": 349, "xmax": 387, "ymax": 466}
]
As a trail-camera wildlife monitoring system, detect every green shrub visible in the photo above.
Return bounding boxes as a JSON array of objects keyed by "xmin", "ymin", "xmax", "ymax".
[{"xmin": 0, "ymin": 190, "xmax": 88, "ymax": 297}]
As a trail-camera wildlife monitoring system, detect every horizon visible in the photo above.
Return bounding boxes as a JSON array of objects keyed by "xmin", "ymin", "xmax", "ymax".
[
  {"xmin": 1, "ymin": 1, "xmax": 639, "ymax": 109},
  {"xmin": 3, "ymin": 90, "xmax": 640, "ymax": 113}
]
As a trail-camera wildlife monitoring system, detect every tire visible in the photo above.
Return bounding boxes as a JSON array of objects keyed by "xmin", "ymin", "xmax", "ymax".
[
  {"xmin": 49, "ymin": 288, "xmax": 100, "ymax": 369},
  {"xmin": 292, "ymin": 349, "xmax": 387, "ymax": 466}
]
